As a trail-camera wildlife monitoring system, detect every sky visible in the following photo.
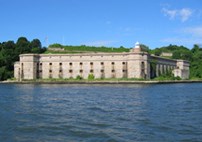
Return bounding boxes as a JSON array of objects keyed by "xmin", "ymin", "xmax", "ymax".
[{"xmin": 0, "ymin": 0, "xmax": 202, "ymax": 49}]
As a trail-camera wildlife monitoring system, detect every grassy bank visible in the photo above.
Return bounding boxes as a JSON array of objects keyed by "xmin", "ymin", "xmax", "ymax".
[{"xmin": 3, "ymin": 78, "xmax": 202, "ymax": 84}]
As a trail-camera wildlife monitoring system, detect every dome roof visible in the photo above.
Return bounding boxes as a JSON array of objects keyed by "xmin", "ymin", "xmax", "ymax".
[{"xmin": 135, "ymin": 41, "xmax": 140, "ymax": 48}]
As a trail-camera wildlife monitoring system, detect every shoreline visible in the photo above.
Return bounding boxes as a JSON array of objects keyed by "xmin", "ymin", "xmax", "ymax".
[{"xmin": 1, "ymin": 80, "xmax": 202, "ymax": 84}]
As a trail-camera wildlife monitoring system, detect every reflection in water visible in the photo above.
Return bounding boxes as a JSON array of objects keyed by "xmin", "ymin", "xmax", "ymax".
[{"xmin": 0, "ymin": 83, "xmax": 202, "ymax": 142}]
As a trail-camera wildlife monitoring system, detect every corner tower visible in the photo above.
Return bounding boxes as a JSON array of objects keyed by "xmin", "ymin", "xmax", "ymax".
[{"xmin": 127, "ymin": 42, "xmax": 150, "ymax": 79}]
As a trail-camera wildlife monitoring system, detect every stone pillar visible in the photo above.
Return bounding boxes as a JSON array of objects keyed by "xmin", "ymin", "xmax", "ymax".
[{"xmin": 156, "ymin": 64, "xmax": 159, "ymax": 77}]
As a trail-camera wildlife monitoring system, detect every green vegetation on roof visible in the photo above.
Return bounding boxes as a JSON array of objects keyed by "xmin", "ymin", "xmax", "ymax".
[{"xmin": 47, "ymin": 43, "xmax": 130, "ymax": 53}]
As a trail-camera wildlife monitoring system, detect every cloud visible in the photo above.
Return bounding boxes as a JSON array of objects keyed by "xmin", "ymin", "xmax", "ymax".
[
  {"xmin": 161, "ymin": 37, "xmax": 202, "ymax": 48},
  {"xmin": 84, "ymin": 40, "xmax": 118, "ymax": 46},
  {"xmin": 183, "ymin": 26, "xmax": 202, "ymax": 37},
  {"xmin": 161, "ymin": 37, "xmax": 200, "ymax": 44},
  {"xmin": 162, "ymin": 8, "xmax": 193, "ymax": 22},
  {"xmin": 179, "ymin": 8, "xmax": 192, "ymax": 22},
  {"xmin": 161, "ymin": 26, "xmax": 202, "ymax": 46},
  {"xmin": 162, "ymin": 8, "xmax": 177, "ymax": 19}
]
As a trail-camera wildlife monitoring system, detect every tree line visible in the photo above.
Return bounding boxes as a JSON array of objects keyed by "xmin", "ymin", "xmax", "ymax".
[{"xmin": 0, "ymin": 37, "xmax": 46, "ymax": 80}]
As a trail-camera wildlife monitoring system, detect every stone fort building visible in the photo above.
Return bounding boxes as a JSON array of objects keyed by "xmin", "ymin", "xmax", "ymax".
[{"xmin": 14, "ymin": 42, "xmax": 189, "ymax": 81}]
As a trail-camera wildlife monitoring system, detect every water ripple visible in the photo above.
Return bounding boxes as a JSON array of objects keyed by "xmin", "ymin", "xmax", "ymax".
[{"xmin": 0, "ymin": 83, "xmax": 202, "ymax": 142}]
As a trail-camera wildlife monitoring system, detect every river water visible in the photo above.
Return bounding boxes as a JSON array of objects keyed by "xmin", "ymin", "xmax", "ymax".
[{"xmin": 0, "ymin": 83, "xmax": 202, "ymax": 142}]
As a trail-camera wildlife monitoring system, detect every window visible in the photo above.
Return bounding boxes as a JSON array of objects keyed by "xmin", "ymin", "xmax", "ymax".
[
  {"xmin": 123, "ymin": 70, "xmax": 127, "ymax": 72},
  {"xmin": 59, "ymin": 63, "xmax": 62, "ymax": 65},
  {"xmin": 40, "ymin": 63, "xmax": 42, "ymax": 66},
  {"xmin": 80, "ymin": 62, "xmax": 83, "ymax": 65},
  {"xmin": 69, "ymin": 63, "xmax": 72, "ymax": 65},
  {"xmin": 112, "ymin": 70, "xmax": 115, "ymax": 72},
  {"xmin": 49, "ymin": 63, "xmax": 52, "ymax": 65},
  {"xmin": 40, "ymin": 70, "xmax": 42, "ymax": 73},
  {"xmin": 69, "ymin": 70, "xmax": 73, "ymax": 73},
  {"xmin": 101, "ymin": 69, "xmax": 104, "ymax": 73},
  {"xmin": 101, "ymin": 62, "xmax": 104, "ymax": 65},
  {"xmin": 49, "ymin": 70, "xmax": 52, "ymax": 73},
  {"xmin": 90, "ymin": 62, "xmax": 93, "ymax": 65},
  {"xmin": 141, "ymin": 62, "xmax": 145, "ymax": 68},
  {"xmin": 90, "ymin": 69, "xmax": 93, "ymax": 73},
  {"xmin": 112, "ymin": 62, "xmax": 115, "ymax": 65},
  {"xmin": 122, "ymin": 62, "xmax": 126, "ymax": 65},
  {"xmin": 80, "ymin": 70, "xmax": 83, "ymax": 73},
  {"xmin": 59, "ymin": 70, "xmax": 62, "ymax": 73}
]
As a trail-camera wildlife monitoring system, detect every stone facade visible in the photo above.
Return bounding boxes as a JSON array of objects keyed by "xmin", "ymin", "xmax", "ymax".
[{"xmin": 14, "ymin": 43, "xmax": 190, "ymax": 81}]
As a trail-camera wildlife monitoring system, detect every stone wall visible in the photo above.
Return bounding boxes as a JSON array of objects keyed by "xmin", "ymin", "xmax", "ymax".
[{"xmin": 15, "ymin": 51, "xmax": 151, "ymax": 80}]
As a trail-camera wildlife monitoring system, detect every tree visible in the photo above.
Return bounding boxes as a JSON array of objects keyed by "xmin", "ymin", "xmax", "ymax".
[
  {"xmin": 16, "ymin": 37, "xmax": 31, "ymax": 54},
  {"xmin": 181, "ymin": 50, "xmax": 193, "ymax": 61},
  {"xmin": 30, "ymin": 39, "xmax": 42, "ymax": 53},
  {"xmin": 191, "ymin": 44, "xmax": 200, "ymax": 54},
  {"xmin": 140, "ymin": 44, "xmax": 150, "ymax": 52},
  {"xmin": 30, "ymin": 39, "xmax": 42, "ymax": 49},
  {"xmin": 154, "ymin": 48, "xmax": 161, "ymax": 56},
  {"xmin": 172, "ymin": 51, "xmax": 181, "ymax": 59}
]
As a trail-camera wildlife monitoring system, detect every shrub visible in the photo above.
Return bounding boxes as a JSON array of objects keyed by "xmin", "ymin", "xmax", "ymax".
[
  {"xmin": 88, "ymin": 74, "xmax": 95, "ymax": 80},
  {"xmin": 76, "ymin": 75, "xmax": 82, "ymax": 80},
  {"xmin": 174, "ymin": 76, "xmax": 181, "ymax": 80}
]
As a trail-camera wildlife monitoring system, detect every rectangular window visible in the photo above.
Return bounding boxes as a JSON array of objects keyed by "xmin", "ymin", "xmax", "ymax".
[
  {"xmin": 69, "ymin": 63, "xmax": 72, "ymax": 65},
  {"xmin": 90, "ymin": 69, "xmax": 94, "ymax": 73},
  {"xmin": 80, "ymin": 62, "xmax": 83, "ymax": 65},
  {"xmin": 59, "ymin": 70, "xmax": 62, "ymax": 73},
  {"xmin": 122, "ymin": 62, "xmax": 126, "ymax": 65},
  {"xmin": 123, "ymin": 70, "xmax": 127, "ymax": 72},
  {"xmin": 101, "ymin": 62, "xmax": 104, "ymax": 65},
  {"xmin": 40, "ymin": 63, "xmax": 42, "ymax": 66},
  {"xmin": 69, "ymin": 69, "xmax": 73, "ymax": 73},
  {"xmin": 49, "ymin": 70, "xmax": 52, "ymax": 73},
  {"xmin": 80, "ymin": 70, "xmax": 83, "ymax": 73},
  {"xmin": 112, "ymin": 70, "xmax": 115, "ymax": 72},
  {"xmin": 90, "ymin": 62, "xmax": 93, "ymax": 65},
  {"xmin": 59, "ymin": 63, "xmax": 62, "ymax": 65},
  {"xmin": 141, "ymin": 62, "xmax": 145, "ymax": 68},
  {"xmin": 49, "ymin": 63, "xmax": 52, "ymax": 65},
  {"xmin": 112, "ymin": 62, "xmax": 115, "ymax": 65},
  {"xmin": 101, "ymin": 69, "xmax": 104, "ymax": 73}
]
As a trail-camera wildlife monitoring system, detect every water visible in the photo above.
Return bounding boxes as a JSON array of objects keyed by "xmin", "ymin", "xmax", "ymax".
[{"xmin": 0, "ymin": 83, "xmax": 202, "ymax": 142}]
